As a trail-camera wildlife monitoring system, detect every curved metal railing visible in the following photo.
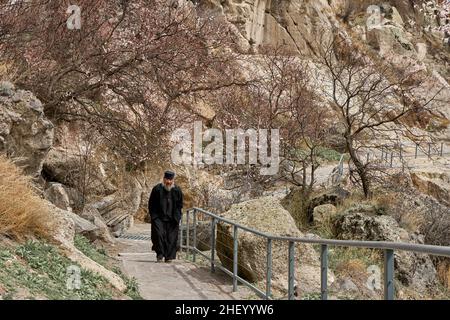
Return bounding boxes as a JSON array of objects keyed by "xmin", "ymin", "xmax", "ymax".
[{"xmin": 180, "ymin": 207, "xmax": 450, "ymax": 300}]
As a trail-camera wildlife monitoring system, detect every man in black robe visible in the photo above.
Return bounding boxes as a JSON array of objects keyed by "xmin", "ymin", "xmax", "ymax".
[{"xmin": 148, "ymin": 170, "xmax": 184, "ymax": 263}]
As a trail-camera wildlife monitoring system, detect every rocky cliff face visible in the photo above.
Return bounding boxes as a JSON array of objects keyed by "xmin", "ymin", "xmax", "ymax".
[
  {"xmin": 0, "ymin": 82, "xmax": 54, "ymax": 178},
  {"xmin": 201, "ymin": 0, "xmax": 447, "ymax": 56},
  {"xmin": 202, "ymin": 0, "xmax": 340, "ymax": 55},
  {"xmin": 201, "ymin": 0, "xmax": 450, "ymax": 136}
]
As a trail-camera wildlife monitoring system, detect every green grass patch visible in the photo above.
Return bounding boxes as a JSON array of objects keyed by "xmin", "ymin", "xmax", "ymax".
[
  {"xmin": 288, "ymin": 147, "xmax": 347, "ymax": 164},
  {"xmin": 74, "ymin": 235, "xmax": 109, "ymax": 267},
  {"xmin": 316, "ymin": 147, "xmax": 344, "ymax": 162},
  {"xmin": 74, "ymin": 235, "xmax": 143, "ymax": 300},
  {"xmin": 112, "ymin": 266, "xmax": 143, "ymax": 300},
  {"xmin": 0, "ymin": 241, "xmax": 119, "ymax": 300}
]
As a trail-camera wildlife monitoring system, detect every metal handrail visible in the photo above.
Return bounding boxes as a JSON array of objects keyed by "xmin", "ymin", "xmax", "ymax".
[{"xmin": 180, "ymin": 207, "xmax": 450, "ymax": 301}]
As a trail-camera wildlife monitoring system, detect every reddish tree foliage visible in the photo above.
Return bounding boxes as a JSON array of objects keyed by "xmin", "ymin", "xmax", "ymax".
[{"xmin": 0, "ymin": 0, "xmax": 247, "ymax": 166}]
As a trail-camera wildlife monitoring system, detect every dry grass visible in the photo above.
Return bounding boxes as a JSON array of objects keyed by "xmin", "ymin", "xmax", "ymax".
[
  {"xmin": 334, "ymin": 258, "xmax": 368, "ymax": 278},
  {"xmin": 0, "ymin": 156, "xmax": 54, "ymax": 240}
]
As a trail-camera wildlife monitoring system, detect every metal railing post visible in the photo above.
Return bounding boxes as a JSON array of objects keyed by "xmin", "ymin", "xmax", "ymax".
[
  {"xmin": 288, "ymin": 241, "xmax": 295, "ymax": 300},
  {"xmin": 184, "ymin": 206, "xmax": 450, "ymax": 301},
  {"xmin": 441, "ymin": 142, "xmax": 444, "ymax": 157},
  {"xmin": 179, "ymin": 212, "xmax": 184, "ymax": 257},
  {"xmin": 193, "ymin": 209, "xmax": 197, "ymax": 262},
  {"xmin": 266, "ymin": 238, "xmax": 272, "ymax": 300},
  {"xmin": 415, "ymin": 144, "xmax": 418, "ymax": 159},
  {"xmin": 210, "ymin": 217, "xmax": 216, "ymax": 273},
  {"xmin": 390, "ymin": 152, "xmax": 393, "ymax": 167},
  {"xmin": 233, "ymin": 225, "xmax": 238, "ymax": 292},
  {"xmin": 321, "ymin": 244, "xmax": 328, "ymax": 300},
  {"xmin": 428, "ymin": 143, "xmax": 432, "ymax": 159},
  {"xmin": 384, "ymin": 249, "xmax": 395, "ymax": 300},
  {"xmin": 186, "ymin": 208, "xmax": 190, "ymax": 259}
]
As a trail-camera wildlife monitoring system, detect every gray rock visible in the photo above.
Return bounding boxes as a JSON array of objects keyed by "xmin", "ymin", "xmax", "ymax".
[
  {"xmin": 50, "ymin": 205, "xmax": 98, "ymax": 238},
  {"xmin": 336, "ymin": 278, "xmax": 358, "ymax": 292},
  {"xmin": 333, "ymin": 212, "xmax": 409, "ymax": 242},
  {"xmin": 70, "ymin": 211, "xmax": 98, "ymax": 235},
  {"xmin": 87, "ymin": 194, "xmax": 119, "ymax": 217},
  {"xmin": 0, "ymin": 84, "xmax": 54, "ymax": 177},
  {"xmin": 0, "ymin": 81, "xmax": 14, "ymax": 97},
  {"xmin": 333, "ymin": 212, "xmax": 438, "ymax": 292},
  {"xmin": 44, "ymin": 183, "xmax": 72, "ymax": 211},
  {"xmin": 216, "ymin": 195, "xmax": 326, "ymax": 296},
  {"xmin": 367, "ymin": 24, "xmax": 415, "ymax": 56},
  {"xmin": 107, "ymin": 213, "xmax": 134, "ymax": 237},
  {"xmin": 285, "ymin": 186, "xmax": 349, "ymax": 224},
  {"xmin": 81, "ymin": 204, "xmax": 115, "ymax": 243},
  {"xmin": 93, "ymin": 215, "xmax": 116, "ymax": 243},
  {"xmin": 29, "ymin": 98, "xmax": 43, "ymax": 112},
  {"xmin": 42, "ymin": 148, "xmax": 80, "ymax": 186}
]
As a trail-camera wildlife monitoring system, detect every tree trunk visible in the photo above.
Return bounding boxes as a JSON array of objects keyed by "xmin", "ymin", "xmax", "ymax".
[{"xmin": 346, "ymin": 136, "xmax": 371, "ymax": 198}]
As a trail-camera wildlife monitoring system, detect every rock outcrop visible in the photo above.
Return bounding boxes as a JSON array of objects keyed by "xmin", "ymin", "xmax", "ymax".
[
  {"xmin": 49, "ymin": 204, "xmax": 126, "ymax": 292},
  {"xmin": 410, "ymin": 166, "xmax": 450, "ymax": 206},
  {"xmin": 216, "ymin": 194, "xmax": 331, "ymax": 297},
  {"xmin": 44, "ymin": 183, "xmax": 72, "ymax": 211},
  {"xmin": 0, "ymin": 81, "xmax": 54, "ymax": 178},
  {"xmin": 50, "ymin": 205, "xmax": 99, "ymax": 240},
  {"xmin": 282, "ymin": 186, "xmax": 349, "ymax": 224},
  {"xmin": 200, "ymin": 0, "xmax": 340, "ymax": 55},
  {"xmin": 333, "ymin": 211, "xmax": 439, "ymax": 294}
]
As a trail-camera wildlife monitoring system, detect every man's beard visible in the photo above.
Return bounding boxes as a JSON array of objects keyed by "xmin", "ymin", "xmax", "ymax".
[{"xmin": 164, "ymin": 184, "xmax": 174, "ymax": 191}]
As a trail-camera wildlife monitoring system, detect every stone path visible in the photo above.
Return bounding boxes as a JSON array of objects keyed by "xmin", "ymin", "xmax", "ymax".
[{"xmin": 117, "ymin": 223, "xmax": 253, "ymax": 300}]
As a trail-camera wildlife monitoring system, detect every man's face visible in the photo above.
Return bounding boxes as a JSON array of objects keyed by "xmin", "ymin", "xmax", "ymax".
[{"xmin": 163, "ymin": 178, "xmax": 174, "ymax": 188}]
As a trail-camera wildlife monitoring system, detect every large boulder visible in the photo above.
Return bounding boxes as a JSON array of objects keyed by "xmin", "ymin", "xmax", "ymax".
[
  {"xmin": 410, "ymin": 167, "xmax": 450, "ymax": 206},
  {"xmin": 49, "ymin": 205, "xmax": 126, "ymax": 292},
  {"xmin": 83, "ymin": 194, "xmax": 135, "ymax": 237},
  {"xmin": 44, "ymin": 183, "xmax": 72, "ymax": 211},
  {"xmin": 42, "ymin": 147, "xmax": 79, "ymax": 185},
  {"xmin": 282, "ymin": 186, "xmax": 349, "ymax": 225},
  {"xmin": 69, "ymin": 211, "xmax": 99, "ymax": 238},
  {"xmin": 333, "ymin": 212, "xmax": 410, "ymax": 242},
  {"xmin": 81, "ymin": 205, "xmax": 116, "ymax": 243},
  {"xmin": 367, "ymin": 24, "xmax": 415, "ymax": 56},
  {"xmin": 0, "ymin": 82, "xmax": 54, "ymax": 178},
  {"xmin": 333, "ymin": 211, "xmax": 439, "ymax": 293},
  {"xmin": 87, "ymin": 194, "xmax": 120, "ymax": 218},
  {"xmin": 48, "ymin": 203, "xmax": 117, "ymax": 243},
  {"xmin": 50, "ymin": 205, "xmax": 99, "ymax": 239},
  {"xmin": 43, "ymin": 146, "xmax": 117, "ymax": 196},
  {"xmin": 216, "ymin": 194, "xmax": 330, "ymax": 297}
]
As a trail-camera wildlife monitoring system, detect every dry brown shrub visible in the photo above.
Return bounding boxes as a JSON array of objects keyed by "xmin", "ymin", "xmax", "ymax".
[{"xmin": 0, "ymin": 156, "xmax": 54, "ymax": 240}]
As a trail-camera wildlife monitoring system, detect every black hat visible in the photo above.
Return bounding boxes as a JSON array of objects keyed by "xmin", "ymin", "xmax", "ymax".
[{"xmin": 164, "ymin": 170, "xmax": 175, "ymax": 180}]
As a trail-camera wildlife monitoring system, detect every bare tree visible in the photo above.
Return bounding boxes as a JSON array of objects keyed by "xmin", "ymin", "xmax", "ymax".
[
  {"xmin": 213, "ymin": 46, "xmax": 330, "ymax": 198},
  {"xmin": 0, "ymin": 0, "xmax": 247, "ymax": 167},
  {"xmin": 315, "ymin": 35, "xmax": 445, "ymax": 198}
]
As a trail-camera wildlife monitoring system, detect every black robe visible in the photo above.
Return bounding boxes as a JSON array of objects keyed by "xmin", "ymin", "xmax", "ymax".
[{"xmin": 148, "ymin": 183, "xmax": 183, "ymax": 259}]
